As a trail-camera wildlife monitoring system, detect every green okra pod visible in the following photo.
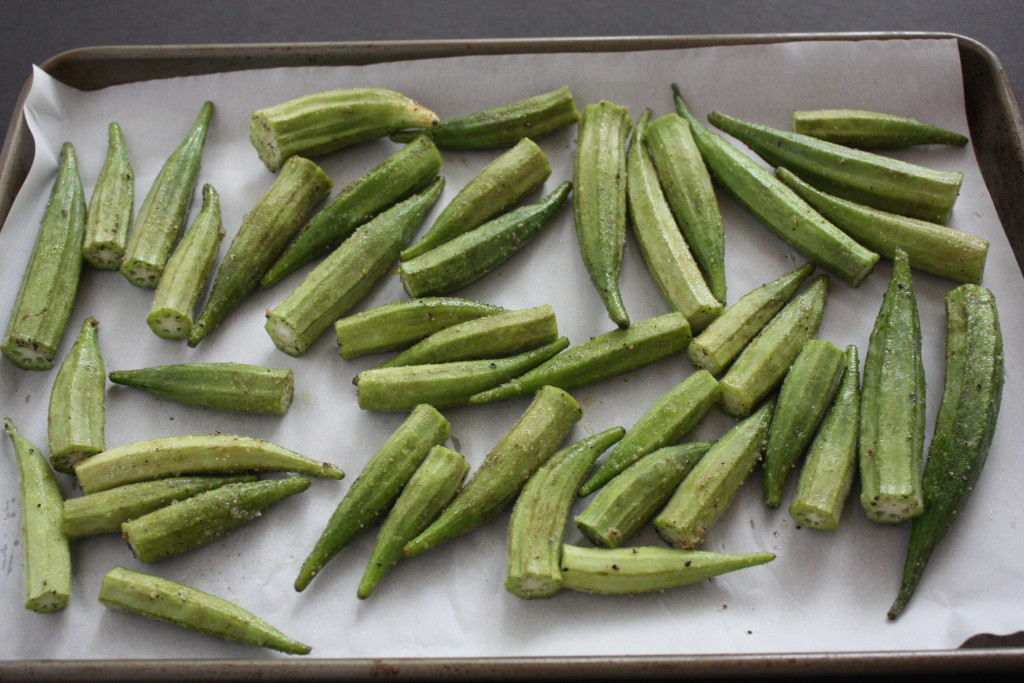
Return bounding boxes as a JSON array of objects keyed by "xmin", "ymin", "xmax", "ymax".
[
  {"xmin": 672, "ymin": 86, "xmax": 879, "ymax": 287},
  {"xmin": 146, "ymin": 184, "xmax": 225, "ymax": 339},
  {"xmin": 626, "ymin": 110, "xmax": 722, "ymax": 331},
  {"xmin": 399, "ymin": 180, "xmax": 571, "ymax": 298},
  {"xmin": 294, "ymin": 404, "xmax": 450, "ymax": 592},
  {"xmin": 717, "ymin": 274, "xmax": 830, "ymax": 418},
  {"xmin": 792, "ymin": 109, "xmax": 969, "ymax": 149},
  {"xmin": 403, "ymin": 385, "xmax": 582, "ymax": 558},
  {"xmin": 83, "ymin": 121, "xmax": 134, "ymax": 269},
  {"xmin": 357, "ymin": 445, "xmax": 470, "ymax": 599},
  {"xmin": 575, "ymin": 441, "xmax": 712, "ymax": 549},
  {"xmin": 859, "ymin": 249, "xmax": 926, "ymax": 524},
  {"xmin": 355, "ymin": 337, "xmax": 570, "ymax": 412},
  {"xmin": 789, "ymin": 344, "xmax": 861, "ymax": 531},
  {"xmin": 264, "ymin": 178, "xmax": 444, "ymax": 357},
  {"xmin": 761, "ymin": 339, "xmax": 846, "ymax": 509},
  {"xmin": 2, "ymin": 142, "xmax": 86, "ymax": 371},
  {"xmin": 506, "ymin": 427, "xmax": 625, "ymax": 599},
  {"xmin": 73, "ymin": 433, "xmax": 343, "ymax": 494},
  {"xmin": 888, "ymin": 284, "xmax": 1003, "ymax": 619},
  {"xmin": 469, "ymin": 312, "xmax": 692, "ymax": 404},
  {"xmin": 48, "ymin": 317, "xmax": 106, "ymax": 474},
  {"xmin": 654, "ymin": 399, "xmax": 774, "ymax": 549},
  {"xmin": 390, "ymin": 86, "xmax": 579, "ymax": 149},
  {"xmin": 573, "ymin": 101, "xmax": 632, "ymax": 328},
  {"xmin": 578, "ymin": 368, "xmax": 720, "ymax": 497},
  {"xmin": 99, "ymin": 566, "xmax": 311, "ymax": 655},
  {"xmin": 249, "ymin": 87, "xmax": 439, "ymax": 172},
  {"xmin": 261, "ymin": 135, "xmax": 443, "ymax": 288},
  {"xmin": 108, "ymin": 362, "xmax": 294, "ymax": 415},
  {"xmin": 120, "ymin": 101, "xmax": 212, "ymax": 288},
  {"xmin": 401, "ymin": 137, "xmax": 552, "ymax": 260},
  {"xmin": 4, "ymin": 417, "xmax": 71, "ymax": 613}
]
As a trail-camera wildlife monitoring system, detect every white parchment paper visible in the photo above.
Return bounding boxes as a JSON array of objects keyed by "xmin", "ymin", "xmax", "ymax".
[{"xmin": 2, "ymin": 38, "xmax": 1023, "ymax": 661}]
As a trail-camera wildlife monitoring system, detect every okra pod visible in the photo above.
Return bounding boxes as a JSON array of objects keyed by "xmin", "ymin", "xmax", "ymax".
[
  {"xmin": 578, "ymin": 368, "xmax": 720, "ymax": 497},
  {"xmin": 505, "ymin": 427, "xmax": 625, "ymax": 599},
  {"xmin": 250, "ymin": 87, "xmax": 439, "ymax": 172},
  {"xmin": 559, "ymin": 545, "xmax": 775, "ymax": 595},
  {"xmin": 294, "ymin": 404, "xmax": 450, "ymax": 592},
  {"xmin": 762, "ymin": 339, "xmax": 845, "ymax": 509},
  {"xmin": 707, "ymin": 109, "xmax": 964, "ymax": 224},
  {"xmin": 626, "ymin": 110, "xmax": 722, "ymax": 331},
  {"xmin": 687, "ymin": 263, "xmax": 815, "ymax": 376},
  {"xmin": 672, "ymin": 86, "xmax": 879, "ymax": 287},
  {"xmin": 789, "ymin": 344, "xmax": 861, "ymax": 531},
  {"xmin": 48, "ymin": 317, "xmax": 106, "ymax": 474},
  {"xmin": 888, "ymin": 284, "xmax": 1003, "ymax": 619},
  {"xmin": 654, "ymin": 399, "xmax": 774, "ymax": 549},
  {"xmin": 390, "ymin": 86, "xmax": 579, "ymax": 149},
  {"xmin": 401, "ymin": 137, "xmax": 552, "ymax": 261},
  {"xmin": 189, "ymin": 155, "xmax": 333, "ymax": 346},
  {"xmin": 354, "ymin": 337, "xmax": 570, "ymax": 411},
  {"xmin": 357, "ymin": 445, "xmax": 469, "ymax": 599},
  {"xmin": 108, "ymin": 362, "xmax": 294, "ymax": 415},
  {"xmin": 573, "ymin": 101, "xmax": 632, "ymax": 328},
  {"xmin": 2, "ymin": 142, "xmax": 86, "ymax": 370},
  {"xmin": 469, "ymin": 312, "xmax": 692, "ymax": 404},
  {"xmin": 777, "ymin": 167, "xmax": 989, "ymax": 284},
  {"xmin": 120, "ymin": 101, "xmax": 212, "ymax": 288},
  {"xmin": 73, "ymin": 433, "xmax": 343, "ymax": 494},
  {"xmin": 399, "ymin": 181, "xmax": 571, "ymax": 298},
  {"xmin": 261, "ymin": 135, "xmax": 443, "ymax": 288},
  {"xmin": 859, "ymin": 249, "xmax": 926, "ymax": 524},
  {"xmin": 4, "ymin": 417, "xmax": 71, "ymax": 613},
  {"xmin": 82, "ymin": 121, "xmax": 134, "ymax": 269},
  {"xmin": 575, "ymin": 441, "xmax": 712, "ymax": 549},
  {"xmin": 792, "ymin": 109, "xmax": 969, "ymax": 149},
  {"xmin": 403, "ymin": 385, "xmax": 582, "ymax": 558},
  {"xmin": 146, "ymin": 183, "xmax": 225, "ymax": 339},
  {"xmin": 717, "ymin": 274, "xmax": 829, "ymax": 418},
  {"xmin": 99, "ymin": 566, "xmax": 311, "ymax": 654},
  {"xmin": 264, "ymin": 178, "xmax": 443, "ymax": 357}
]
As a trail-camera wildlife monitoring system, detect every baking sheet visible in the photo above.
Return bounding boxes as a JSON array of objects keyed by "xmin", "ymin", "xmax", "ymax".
[{"xmin": 1, "ymin": 38, "xmax": 1023, "ymax": 662}]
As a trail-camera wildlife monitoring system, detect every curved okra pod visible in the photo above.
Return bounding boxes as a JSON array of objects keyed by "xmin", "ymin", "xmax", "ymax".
[
  {"xmin": 403, "ymin": 385, "xmax": 582, "ymax": 558},
  {"xmin": 672, "ymin": 86, "xmax": 879, "ymax": 287},
  {"xmin": 120, "ymin": 101, "xmax": 212, "ymax": 288},
  {"xmin": 357, "ymin": 445, "xmax": 470, "ymax": 599},
  {"xmin": 626, "ymin": 110, "xmax": 722, "ymax": 331},
  {"xmin": 390, "ymin": 86, "xmax": 579, "ymax": 149},
  {"xmin": 294, "ymin": 404, "xmax": 450, "ymax": 592},
  {"xmin": 73, "ymin": 433, "xmax": 343, "ymax": 494},
  {"xmin": 4, "ymin": 417, "xmax": 71, "ymax": 613},
  {"xmin": 108, "ymin": 362, "xmax": 294, "ymax": 415},
  {"xmin": 859, "ymin": 250, "xmax": 926, "ymax": 524},
  {"xmin": 401, "ymin": 137, "xmax": 552, "ymax": 261},
  {"xmin": 249, "ymin": 87, "xmax": 439, "ymax": 172},
  {"xmin": 399, "ymin": 181, "xmax": 571, "ymax": 298},
  {"xmin": 83, "ymin": 122, "xmax": 134, "ymax": 269},
  {"xmin": 573, "ymin": 101, "xmax": 632, "ymax": 328},
  {"xmin": 354, "ymin": 337, "xmax": 570, "ymax": 411},
  {"xmin": 48, "ymin": 317, "xmax": 106, "ymax": 474},
  {"xmin": 261, "ymin": 135, "xmax": 443, "ymax": 288},
  {"xmin": 99, "ymin": 566, "xmax": 311, "ymax": 654},
  {"xmin": 189, "ymin": 156, "xmax": 333, "ymax": 347},
  {"xmin": 576, "ymin": 442, "xmax": 712, "ymax": 548},
  {"xmin": 792, "ymin": 109, "xmax": 969, "ymax": 149},
  {"xmin": 2, "ymin": 142, "xmax": 86, "ymax": 371},
  {"xmin": 146, "ymin": 184, "xmax": 225, "ymax": 339},
  {"xmin": 469, "ymin": 312, "xmax": 691, "ymax": 405},
  {"xmin": 578, "ymin": 368, "xmax": 720, "ymax": 497},
  {"xmin": 505, "ymin": 427, "xmax": 625, "ymax": 599}
]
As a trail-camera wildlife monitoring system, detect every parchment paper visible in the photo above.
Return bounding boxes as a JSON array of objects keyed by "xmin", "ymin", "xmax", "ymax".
[{"xmin": 2, "ymin": 38, "xmax": 1023, "ymax": 661}]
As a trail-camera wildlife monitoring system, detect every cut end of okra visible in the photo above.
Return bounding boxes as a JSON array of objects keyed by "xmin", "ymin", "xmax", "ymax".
[
  {"xmin": 50, "ymin": 445, "xmax": 103, "ymax": 476},
  {"xmin": 26, "ymin": 589, "xmax": 71, "ymax": 614},
  {"xmin": 146, "ymin": 309, "xmax": 193, "ymax": 340},
  {"xmin": 120, "ymin": 258, "xmax": 164, "ymax": 289},
  {"xmin": 788, "ymin": 503, "xmax": 840, "ymax": 531},
  {"xmin": 859, "ymin": 492, "xmax": 925, "ymax": 525},
  {"xmin": 264, "ymin": 311, "xmax": 306, "ymax": 357},
  {"xmin": 83, "ymin": 242, "xmax": 126, "ymax": 270},
  {"xmin": 1, "ymin": 335, "xmax": 59, "ymax": 371}
]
